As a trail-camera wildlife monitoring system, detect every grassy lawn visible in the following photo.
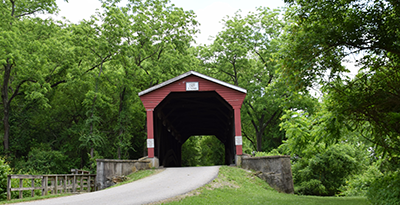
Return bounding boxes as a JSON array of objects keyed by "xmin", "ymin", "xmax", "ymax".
[{"xmin": 162, "ymin": 166, "xmax": 369, "ymax": 205}]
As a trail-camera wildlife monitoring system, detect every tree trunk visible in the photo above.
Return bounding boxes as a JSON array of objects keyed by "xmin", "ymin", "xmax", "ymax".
[
  {"xmin": 117, "ymin": 87, "xmax": 126, "ymax": 159},
  {"xmin": 117, "ymin": 133, "xmax": 123, "ymax": 160},
  {"xmin": 256, "ymin": 131, "xmax": 263, "ymax": 151},
  {"xmin": 117, "ymin": 142, "xmax": 121, "ymax": 159},
  {"xmin": 90, "ymin": 147, "xmax": 94, "ymax": 158},
  {"xmin": 255, "ymin": 110, "xmax": 281, "ymax": 152},
  {"xmin": 89, "ymin": 61, "xmax": 103, "ymax": 159},
  {"xmin": 2, "ymin": 61, "xmax": 12, "ymax": 151}
]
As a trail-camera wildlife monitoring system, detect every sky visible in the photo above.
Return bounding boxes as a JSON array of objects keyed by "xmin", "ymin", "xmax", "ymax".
[
  {"xmin": 54, "ymin": 0, "xmax": 286, "ymax": 45},
  {"xmin": 52, "ymin": 0, "xmax": 358, "ymax": 96}
]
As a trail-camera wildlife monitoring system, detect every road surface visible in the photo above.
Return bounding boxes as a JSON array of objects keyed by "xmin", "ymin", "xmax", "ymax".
[{"xmin": 12, "ymin": 166, "xmax": 220, "ymax": 205}]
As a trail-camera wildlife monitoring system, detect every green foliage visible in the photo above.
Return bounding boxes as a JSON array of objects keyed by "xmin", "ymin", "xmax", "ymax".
[
  {"xmin": 181, "ymin": 136, "xmax": 224, "ymax": 167},
  {"xmin": 296, "ymin": 179, "xmax": 327, "ymax": 196},
  {"xmin": 17, "ymin": 144, "xmax": 69, "ymax": 174},
  {"xmin": 340, "ymin": 164, "xmax": 383, "ymax": 197},
  {"xmin": 0, "ymin": 0, "xmax": 199, "ymax": 173},
  {"xmin": 293, "ymin": 144, "xmax": 366, "ymax": 196},
  {"xmin": 197, "ymin": 7, "xmax": 315, "ymax": 152},
  {"xmin": 367, "ymin": 170, "xmax": 400, "ymax": 205},
  {"xmin": 281, "ymin": 0, "xmax": 400, "ymax": 164},
  {"xmin": 0, "ymin": 158, "xmax": 11, "ymax": 201},
  {"xmin": 253, "ymin": 149, "xmax": 281, "ymax": 157},
  {"xmin": 181, "ymin": 137, "xmax": 199, "ymax": 167}
]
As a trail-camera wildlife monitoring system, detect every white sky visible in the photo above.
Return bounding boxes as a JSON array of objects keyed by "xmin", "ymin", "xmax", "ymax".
[
  {"xmin": 54, "ymin": 0, "xmax": 286, "ymax": 45},
  {"xmin": 52, "ymin": 0, "xmax": 359, "ymax": 97}
]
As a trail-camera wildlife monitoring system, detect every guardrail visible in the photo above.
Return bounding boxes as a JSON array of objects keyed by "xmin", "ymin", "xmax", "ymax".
[{"xmin": 7, "ymin": 173, "xmax": 97, "ymax": 200}]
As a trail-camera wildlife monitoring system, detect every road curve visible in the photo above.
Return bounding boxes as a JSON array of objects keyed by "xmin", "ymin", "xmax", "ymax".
[{"xmin": 12, "ymin": 166, "xmax": 220, "ymax": 205}]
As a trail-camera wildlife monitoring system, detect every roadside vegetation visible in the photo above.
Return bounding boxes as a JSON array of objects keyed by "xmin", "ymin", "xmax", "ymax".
[
  {"xmin": 107, "ymin": 168, "xmax": 164, "ymax": 188},
  {"xmin": 161, "ymin": 166, "xmax": 368, "ymax": 205},
  {"xmin": 0, "ymin": 0, "xmax": 398, "ymax": 204},
  {"xmin": 0, "ymin": 194, "xmax": 72, "ymax": 205}
]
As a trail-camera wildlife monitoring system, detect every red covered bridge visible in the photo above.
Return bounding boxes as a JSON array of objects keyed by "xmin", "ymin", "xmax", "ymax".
[{"xmin": 139, "ymin": 71, "xmax": 247, "ymax": 167}]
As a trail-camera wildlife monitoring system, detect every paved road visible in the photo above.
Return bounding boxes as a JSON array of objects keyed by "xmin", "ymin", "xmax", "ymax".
[{"xmin": 13, "ymin": 166, "xmax": 220, "ymax": 205}]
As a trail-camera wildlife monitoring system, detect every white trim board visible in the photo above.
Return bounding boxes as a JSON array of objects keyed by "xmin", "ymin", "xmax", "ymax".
[{"xmin": 138, "ymin": 71, "xmax": 247, "ymax": 96}]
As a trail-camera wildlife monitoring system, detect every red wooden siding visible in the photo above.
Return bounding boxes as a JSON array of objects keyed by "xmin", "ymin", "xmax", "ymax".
[{"xmin": 140, "ymin": 75, "xmax": 246, "ymax": 109}]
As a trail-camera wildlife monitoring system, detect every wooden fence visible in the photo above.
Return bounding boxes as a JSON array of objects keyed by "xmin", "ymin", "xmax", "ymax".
[{"xmin": 7, "ymin": 173, "xmax": 97, "ymax": 200}]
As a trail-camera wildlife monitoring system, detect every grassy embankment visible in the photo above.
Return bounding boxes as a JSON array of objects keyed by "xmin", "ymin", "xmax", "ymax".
[{"xmin": 159, "ymin": 166, "xmax": 369, "ymax": 205}]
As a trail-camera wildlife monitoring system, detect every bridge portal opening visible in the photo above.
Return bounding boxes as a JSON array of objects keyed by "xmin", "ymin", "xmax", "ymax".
[
  {"xmin": 181, "ymin": 135, "xmax": 225, "ymax": 167},
  {"xmin": 153, "ymin": 91, "xmax": 236, "ymax": 167}
]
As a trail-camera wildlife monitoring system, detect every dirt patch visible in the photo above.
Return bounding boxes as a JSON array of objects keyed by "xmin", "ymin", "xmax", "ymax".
[{"xmin": 207, "ymin": 174, "xmax": 240, "ymax": 190}]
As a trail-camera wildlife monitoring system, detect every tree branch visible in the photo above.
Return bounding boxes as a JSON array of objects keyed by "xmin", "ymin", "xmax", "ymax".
[
  {"xmin": 51, "ymin": 80, "xmax": 66, "ymax": 88},
  {"xmin": 9, "ymin": 79, "xmax": 36, "ymax": 104},
  {"xmin": 243, "ymin": 130, "xmax": 257, "ymax": 151},
  {"xmin": 262, "ymin": 110, "xmax": 282, "ymax": 130},
  {"xmin": 15, "ymin": 9, "xmax": 40, "ymax": 18}
]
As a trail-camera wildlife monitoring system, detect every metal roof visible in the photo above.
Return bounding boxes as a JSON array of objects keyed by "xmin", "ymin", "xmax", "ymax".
[{"xmin": 138, "ymin": 71, "xmax": 247, "ymax": 96}]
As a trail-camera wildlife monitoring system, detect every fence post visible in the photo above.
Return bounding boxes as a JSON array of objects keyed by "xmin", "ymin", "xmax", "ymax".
[
  {"xmin": 44, "ymin": 176, "xmax": 48, "ymax": 195},
  {"xmin": 80, "ymin": 175, "xmax": 83, "ymax": 192},
  {"xmin": 7, "ymin": 175, "xmax": 11, "ymax": 200},
  {"xmin": 19, "ymin": 179, "xmax": 23, "ymax": 199},
  {"xmin": 64, "ymin": 175, "xmax": 67, "ymax": 193},
  {"xmin": 88, "ymin": 175, "xmax": 91, "ymax": 192},
  {"xmin": 42, "ymin": 177, "xmax": 45, "ymax": 196},
  {"xmin": 73, "ymin": 175, "xmax": 76, "ymax": 193},
  {"xmin": 55, "ymin": 175, "xmax": 58, "ymax": 194},
  {"xmin": 31, "ymin": 179, "xmax": 34, "ymax": 197}
]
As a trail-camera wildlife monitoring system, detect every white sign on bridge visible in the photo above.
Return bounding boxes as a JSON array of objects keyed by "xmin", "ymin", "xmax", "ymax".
[
  {"xmin": 147, "ymin": 139, "xmax": 154, "ymax": 148},
  {"xmin": 186, "ymin": 82, "xmax": 199, "ymax": 91}
]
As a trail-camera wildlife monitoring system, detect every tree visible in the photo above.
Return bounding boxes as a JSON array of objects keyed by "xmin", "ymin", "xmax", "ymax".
[
  {"xmin": 198, "ymin": 7, "xmax": 313, "ymax": 151},
  {"xmin": 279, "ymin": 100, "xmax": 371, "ymax": 196},
  {"xmin": 67, "ymin": 0, "xmax": 199, "ymax": 161},
  {"xmin": 0, "ymin": 0, "xmax": 71, "ymax": 152},
  {"xmin": 281, "ymin": 0, "xmax": 400, "ymax": 160}
]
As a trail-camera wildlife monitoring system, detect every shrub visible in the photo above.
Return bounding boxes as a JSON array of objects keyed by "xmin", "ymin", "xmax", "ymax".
[
  {"xmin": 0, "ymin": 158, "xmax": 12, "ymax": 201},
  {"xmin": 19, "ymin": 144, "xmax": 69, "ymax": 174},
  {"xmin": 340, "ymin": 164, "xmax": 383, "ymax": 196},
  {"xmin": 254, "ymin": 149, "xmax": 281, "ymax": 157},
  {"xmin": 296, "ymin": 179, "xmax": 327, "ymax": 195},
  {"xmin": 367, "ymin": 170, "xmax": 400, "ymax": 205},
  {"xmin": 293, "ymin": 143, "xmax": 365, "ymax": 196}
]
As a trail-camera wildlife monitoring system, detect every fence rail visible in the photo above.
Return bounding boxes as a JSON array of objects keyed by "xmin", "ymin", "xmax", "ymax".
[{"xmin": 7, "ymin": 173, "xmax": 97, "ymax": 200}]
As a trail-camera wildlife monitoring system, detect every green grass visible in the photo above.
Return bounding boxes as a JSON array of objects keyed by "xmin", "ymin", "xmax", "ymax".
[
  {"xmin": 162, "ymin": 166, "xmax": 369, "ymax": 205},
  {"xmin": 107, "ymin": 168, "xmax": 164, "ymax": 188},
  {"xmin": 0, "ymin": 193, "xmax": 72, "ymax": 204}
]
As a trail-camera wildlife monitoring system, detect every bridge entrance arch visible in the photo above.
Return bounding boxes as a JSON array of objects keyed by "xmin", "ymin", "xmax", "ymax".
[{"xmin": 139, "ymin": 71, "xmax": 246, "ymax": 167}]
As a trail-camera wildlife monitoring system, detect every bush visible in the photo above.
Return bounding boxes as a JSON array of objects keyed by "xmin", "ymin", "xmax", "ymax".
[
  {"xmin": 367, "ymin": 170, "xmax": 400, "ymax": 205},
  {"xmin": 340, "ymin": 164, "xmax": 383, "ymax": 196},
  {"xmin": 0, "ymin": 158, "xmax": 11, "ymax": 201},
  {"xmin": 18, "ymin": 144, "xmax": 69, "ymax": 174},
  {"xmin": 254, "ymin": 149, "xmax": 281, "ymax": 157},
  {"xmin": 293, "ymin": 143, "xmax": 365, "ymax": 196},
  {"xmin": 296, "ymin": 179, "xmax": 327, "ymax": 195}
]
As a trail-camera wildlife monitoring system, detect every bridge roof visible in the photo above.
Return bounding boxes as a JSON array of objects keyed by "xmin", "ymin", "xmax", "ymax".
[{"xmin": 138, "ymin": 70, "xmax": 247, "ymax": 96}]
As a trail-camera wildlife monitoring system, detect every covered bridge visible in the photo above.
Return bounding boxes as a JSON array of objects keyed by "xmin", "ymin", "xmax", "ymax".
[{"xmin": 139, "ymin": 71, "xmax": 247, "ymax": 167}]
